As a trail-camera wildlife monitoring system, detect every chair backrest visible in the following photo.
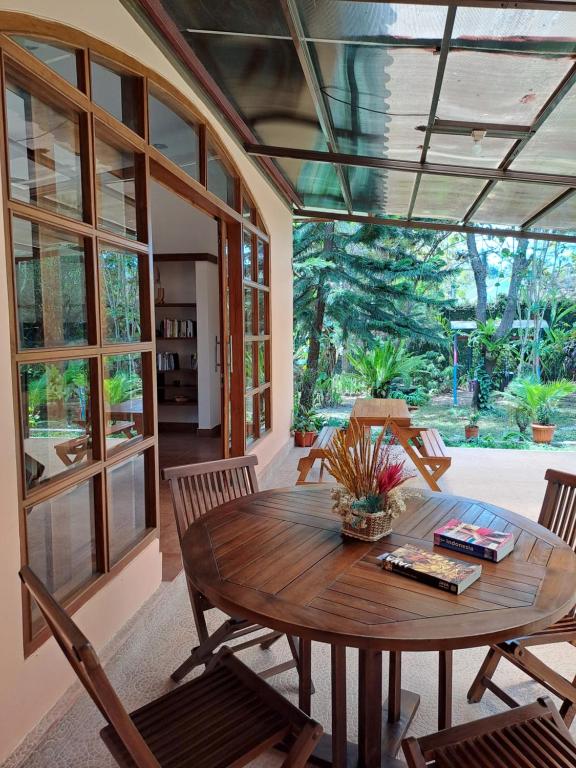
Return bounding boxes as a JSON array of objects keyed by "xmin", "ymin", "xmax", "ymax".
[
  {"xmin": 19, "ymin": 566, "xmax": 161, "ymax": 768},
  {"xmin": 162, "ymin": 455, "xmax": 259, "ymax": 543},
  {"xmin": 539, "ymin": 469, "xmax": 576, "ymax": 551}
]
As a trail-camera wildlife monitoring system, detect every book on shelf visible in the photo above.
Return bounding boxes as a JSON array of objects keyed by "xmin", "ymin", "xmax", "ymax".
[
  {"xmin": 434, "ymin": 518, "xmax": 515, "ymax": 562},
  {"xmin": 158, "ymin": 318, "xmax": 196, "ymax": 339},
  {"xmin": 378, "ymin": 544, "xmax": 482, "ymax": 595}
]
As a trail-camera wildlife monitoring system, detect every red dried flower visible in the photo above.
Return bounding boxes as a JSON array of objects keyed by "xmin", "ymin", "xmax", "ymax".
[{"xmin": 377, "ymin": 460, "xmax": 410, "ymax": 495}]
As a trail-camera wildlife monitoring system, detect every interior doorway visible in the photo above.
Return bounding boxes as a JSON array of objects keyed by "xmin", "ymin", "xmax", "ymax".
[{"xmin": 150, "ymin": 180, "xmax": 224, "ymax": 579}]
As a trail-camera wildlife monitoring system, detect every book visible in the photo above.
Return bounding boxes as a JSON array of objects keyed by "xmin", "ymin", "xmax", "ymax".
[
  {"xmin": 434, "ymin": 518, "xmax": 515, "ymax": 562},
  {"xmin": 377, "ymin": 544, "xmax": 482, "ymax": 595}
]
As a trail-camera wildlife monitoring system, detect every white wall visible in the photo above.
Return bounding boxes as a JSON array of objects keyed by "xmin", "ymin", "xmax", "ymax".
[
  {"xmin": 0, "ymin": 3, "xmax": 294, "ymax": 760},
  {"xmin": 195, "ymin": 262, "xmax": 222, "ymax": 430}
]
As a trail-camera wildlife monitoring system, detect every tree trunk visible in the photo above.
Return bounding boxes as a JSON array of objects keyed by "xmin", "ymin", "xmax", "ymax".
[
  {"xmin": 467, "ymin": 233, "xmax": 487, "ymax": 323},
  {"xmin": 298, "ymin": 223, "xmax": 334, "ymax": 411},
  {"xmin": 495, "ymin": 239, "xmax": 529, "ymax": 339}
]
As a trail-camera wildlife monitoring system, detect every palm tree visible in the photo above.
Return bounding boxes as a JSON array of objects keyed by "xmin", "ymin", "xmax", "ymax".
[
  {"xmin": 502, "ymin": 376, "xmax": 575, "ymax": 431},
  {"xmin": 348, "ymin": 340, "xmax": 426, "ymax": 398}
]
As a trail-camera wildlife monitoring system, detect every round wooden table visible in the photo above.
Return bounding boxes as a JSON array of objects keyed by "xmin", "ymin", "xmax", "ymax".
[{"xmin": 181, "ymin": 485, "xmax": 576, "ymax": 768}]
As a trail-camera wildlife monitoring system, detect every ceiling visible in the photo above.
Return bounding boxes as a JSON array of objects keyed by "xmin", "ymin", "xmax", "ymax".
[{"xmin": 134, "ymin": 0, "xmax": 576, "ymax": 241}]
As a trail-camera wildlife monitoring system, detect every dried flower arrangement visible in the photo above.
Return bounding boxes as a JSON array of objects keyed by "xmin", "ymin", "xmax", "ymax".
[{"xmin": 324, "ymin": 422, "xmax": 414, "ymax": 541}]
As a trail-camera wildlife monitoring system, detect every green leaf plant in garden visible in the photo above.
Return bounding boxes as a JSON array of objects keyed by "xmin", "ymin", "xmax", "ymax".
[{"xmin": 347, "ymin": 340, "xmax": 427, "ymax": 399}]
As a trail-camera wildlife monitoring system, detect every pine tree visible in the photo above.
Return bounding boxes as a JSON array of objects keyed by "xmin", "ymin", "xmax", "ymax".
[{"xmin": 294, "ymin": 221, "xmax": 451, "ymax": 410}]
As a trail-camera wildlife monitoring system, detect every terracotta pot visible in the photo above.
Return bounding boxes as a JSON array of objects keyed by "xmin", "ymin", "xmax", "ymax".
[
  {"xmin": 532, "ymin": 424, "xmax": 556, "ymax": 444},
  {"xmin": 294, "ymin": 430, "xmax": 317, "ymax": 447},
  {"xmin": 465, "ymin": 425, "xmax": 479, "ymax": 440}
]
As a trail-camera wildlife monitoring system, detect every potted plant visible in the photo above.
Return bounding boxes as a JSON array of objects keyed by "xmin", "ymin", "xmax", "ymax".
[
  {"xmin": 464, "ymin": 410, "xmax": 480, "ymax": 440},
  {"xmin": 324, "ymin": 424, "xmax": 414, "ymax": 541},
  {"xmin": 532, "ymin": 403, "xmax": 556, "ymax": 444},
  {"xmin": 293, "ymin": 408, "xmax": 323, "ymax": 447},
  {"xmin": 503, "ymin": 377, "xmax": 576, "ymax": 445}
]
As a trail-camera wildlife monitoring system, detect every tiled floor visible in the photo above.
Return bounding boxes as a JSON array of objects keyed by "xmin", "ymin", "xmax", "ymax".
[{"xmin": 158, "ymin": 432, "xmax": 221, "ymax": 580}]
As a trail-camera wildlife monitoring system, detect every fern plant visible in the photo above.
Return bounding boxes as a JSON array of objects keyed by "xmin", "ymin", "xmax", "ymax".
[{"xmin": 347, "ymin": 340, "xmax": 426, "ymax": 398}]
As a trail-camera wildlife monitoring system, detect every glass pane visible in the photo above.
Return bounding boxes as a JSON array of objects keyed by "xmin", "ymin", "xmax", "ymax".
[
  {"xmin": 511, "ymin": 89, "xmax": 576, "ymax": 176},
  {"xmin": 257, "ymin": 239, "xmax": 266, "ymax": 284},
  {"xmin": 242, "ymin": 197, "xmax": 254, "ymax": 220},
  {"xmin": 99, "ymin": 245, "xmax": 142, "ymax": 344},
  {"xmin": 95, "ymin": 136, "xmax": 138, "ymax": 240},
  {"xmin": 258, "ymin": 341, "xmax": 267, "ymax": 386},
  {"xmin": 187, "ymin": 33, "xmax": 325, "ymax": 152},
  {"xmin": 259, "ymin": 389, "xmax": 270, "ymax": 434},
  {"xmin": 245, "ymin": 395, "xmax": 255, "ymax": 445},
  {"xmin": 207, "ymin": 143, "xmax": 236, "ymax": 207},
  {"xmin": 278, "ymin": 158, "xmax": 345, "ymax": 212},
  {"xmin": 103, "ymin": 353, "xmax": 144, "ymax": 453},
  {"xmin": 27, "ymin": 479, "xmax": 97, "ymax": 626},
  {"xmin": 13, "ymin": 217, "xmax": 88, "ymax": 349},
  {"xmin": 471, "ymin": 182, "xmax": 566, "ymax": 227},
  {"xmin": 427, "ymin": 134, "xmax": 515, "ymax": 169},
  {"xmin": 20, "ymin": 359, "xmax": 92, "ymax": 491},
  {"xmin": 108, "ymin": 452, "xmax": 147, "ymax": 564},
  {"xmin": 245, "ymin": 342, "xmax": 254, "ymax": 389},
  {"xmin": 349, "ymin": 167, "xmax": 413, "ymax": 217},
  {"xmin": 258, "ymin": 290, "xmax": 267, "ymax": 336},
  {"xmin": 313, "ymin": 43, "xmax": 438, "ymax": 161},
  {"xmin": 297, "ymin": 1, "xmax": 447, "ymax": 41},
  {"xmin": 148, "ymin": 90, "xmax": 199, "ymax": 179},
  {"xmin": 11, "ymin": 36, "xmax": 79, "ymax": 87},
  {"xmin": 243, "ymin": 231, "xmax": 253, "ymax": 280},
  {"xmin": 531, "ymin": 194, "xmax": 576, "ymax": 232},
  {"xmin": 413, "ymin": 175, "xmax": 486, "ymax": 221},
  {"xmin": 166, "ymin": 2, "xmax": 289, "ymax": 36},
  {"xmin": 5, "ymin": 75, "xmax": 83, "ymax": 220},
  {"xmin": 244, "ymin": 287, "xmax": 254, "ymax": 335},
  {"xmin": 91, "ymin": 57, "xmax": 142, "ymax": 134}
]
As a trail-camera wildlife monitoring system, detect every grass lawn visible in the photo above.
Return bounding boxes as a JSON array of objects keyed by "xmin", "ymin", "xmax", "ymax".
[{"xmin": 321, "ymin": 392, "xmax": 576, "ymax": 451}]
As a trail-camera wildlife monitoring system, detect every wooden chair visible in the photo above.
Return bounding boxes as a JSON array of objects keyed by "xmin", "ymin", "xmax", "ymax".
[
  {"xmin": 296, "ymin": 426, "xmax": 340, "ymax": 483},
  {"xmin": 19, "ymin": 565, "xmax": 323, "ymax": 768},
  {"xmin": 468, "ymin": 468, "xmax": 576, "ymax": 724},
  {"xmin": 392, "ymin": 425, "xmax": 451, "ymax": 492},
  {"xmin": 402, "ymin": 696, "xmax": 576, "ymax": 768},
  {"xmin": 162, "ymin": 455, "xmax": 303, "ymax": 685}
]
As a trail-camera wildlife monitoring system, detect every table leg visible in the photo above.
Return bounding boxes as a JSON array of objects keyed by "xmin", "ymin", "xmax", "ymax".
[
  {"xmin": 438, "ymin": 650, "xmax": 453, "ymax": 730},
  {"xmin": 298, "ymin": 637, "xmax": 312, "ymax": 715},
  {"xmin": 332, "ymin": 645, "xmax": 348, "ymax": 768},
  {"xmin": 358, "ymin": 649, "xmax": 383, "ymax": 768}
]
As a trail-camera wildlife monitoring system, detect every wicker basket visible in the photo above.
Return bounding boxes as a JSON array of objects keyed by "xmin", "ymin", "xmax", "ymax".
[{"xmin": 341, "ymin": 508, "xmax": 394, "ymax": 542}]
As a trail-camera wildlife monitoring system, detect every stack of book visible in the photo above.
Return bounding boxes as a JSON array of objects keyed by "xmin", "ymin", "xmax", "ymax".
[
  {"xmin": 157, "ymin": 352, "xmax": 179, "ymax": 371},
  {"xmin": 158, "ymin": 318, "xmax": 196, "ymax": 339},
  {"xmin": 434, "ymin": 519, "xmax": 515, "ymax": 562}
]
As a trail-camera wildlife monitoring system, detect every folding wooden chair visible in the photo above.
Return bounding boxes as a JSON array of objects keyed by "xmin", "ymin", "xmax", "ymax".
[
  {"xmin": 468, "ymin": 469, "xmax": 576, "ymax": 724},
  {"xmin": 403, "ymin": 696, "xmax": 576, "ymax": 768},
  {"xmin": 162, "ymin": 455, "xmax": 304, "ymax": 685},
  {"xmin": 19, "ymin": 565, "xmax": 322, "ymax": 768}
]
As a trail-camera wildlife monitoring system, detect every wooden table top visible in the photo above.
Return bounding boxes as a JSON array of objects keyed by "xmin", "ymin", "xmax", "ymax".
[
  {"xmin": 350, "ymin": 398, "xmax": 411, "ymax": 426},
  {"xmin": 181, "ymin": 485, "xmax": 576, "ymax": 652}
]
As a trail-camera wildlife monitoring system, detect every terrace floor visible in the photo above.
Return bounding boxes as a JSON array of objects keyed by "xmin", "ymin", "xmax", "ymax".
[{"xmin": 4, "ymin": 445, "xmax": 576, "ymax": 768}]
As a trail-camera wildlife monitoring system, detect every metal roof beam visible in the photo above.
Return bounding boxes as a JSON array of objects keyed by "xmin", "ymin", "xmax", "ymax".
[
  {"xmin": 408, "ymin": 6, "xmax": 456, "ymax": 219},
  {"xmin": 294, "ymin": 208, "xmax": 576, "ymax": 244},
  {"xmin": 245, "ymin": 144, "xmax": 576, "ymax": 187},
  {"xmin": 280, "ymin": 0, "xmax": 354, "ymax": 214}
]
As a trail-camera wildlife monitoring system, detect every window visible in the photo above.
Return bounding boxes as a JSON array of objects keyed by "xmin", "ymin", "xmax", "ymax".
[
  {"xmin": 27, "ymin": 478, "xmax": 98, "ymax": 630},
  {"xmin": 243, "ymin": 231, "xmax": 271, "ymax": 443},
  {"xmin": 95, "ymin": 135, "xmax": 139, "ymax": 240},
  {"xmin": 99, "ymin": 245, "xmax": 143, "ymax": 344},
  {"xmin": 103, "ymin": 353, "xmax": 145, "ymax": 455},
  {"xmin": 12, "ymin": 217, "xmax": 90, "ymax": 350},
  {"xmin": 90, "ymin": 56, "xmax": 143, "ymax": 134},
  {"xmin": 207, "ymin": 141, "xmax": 236, "ymax": 208},
  {"xmin": 5, "ymin": 74, "xmax": 84, "ymax": 220},
  {"xmin": 107, "ymin": 452, "xmax": 148, "ymax": 564},
  {"xmin": 148, "ymin": 89, "xmax": 200, "ymax": 180},
  {"xmin": 11, "ymin": 36, "xmax": 79, "ymax": 88},
  {"xmin": 19, "ymin": 358, "xmax": 94, "ymax": 490}
]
